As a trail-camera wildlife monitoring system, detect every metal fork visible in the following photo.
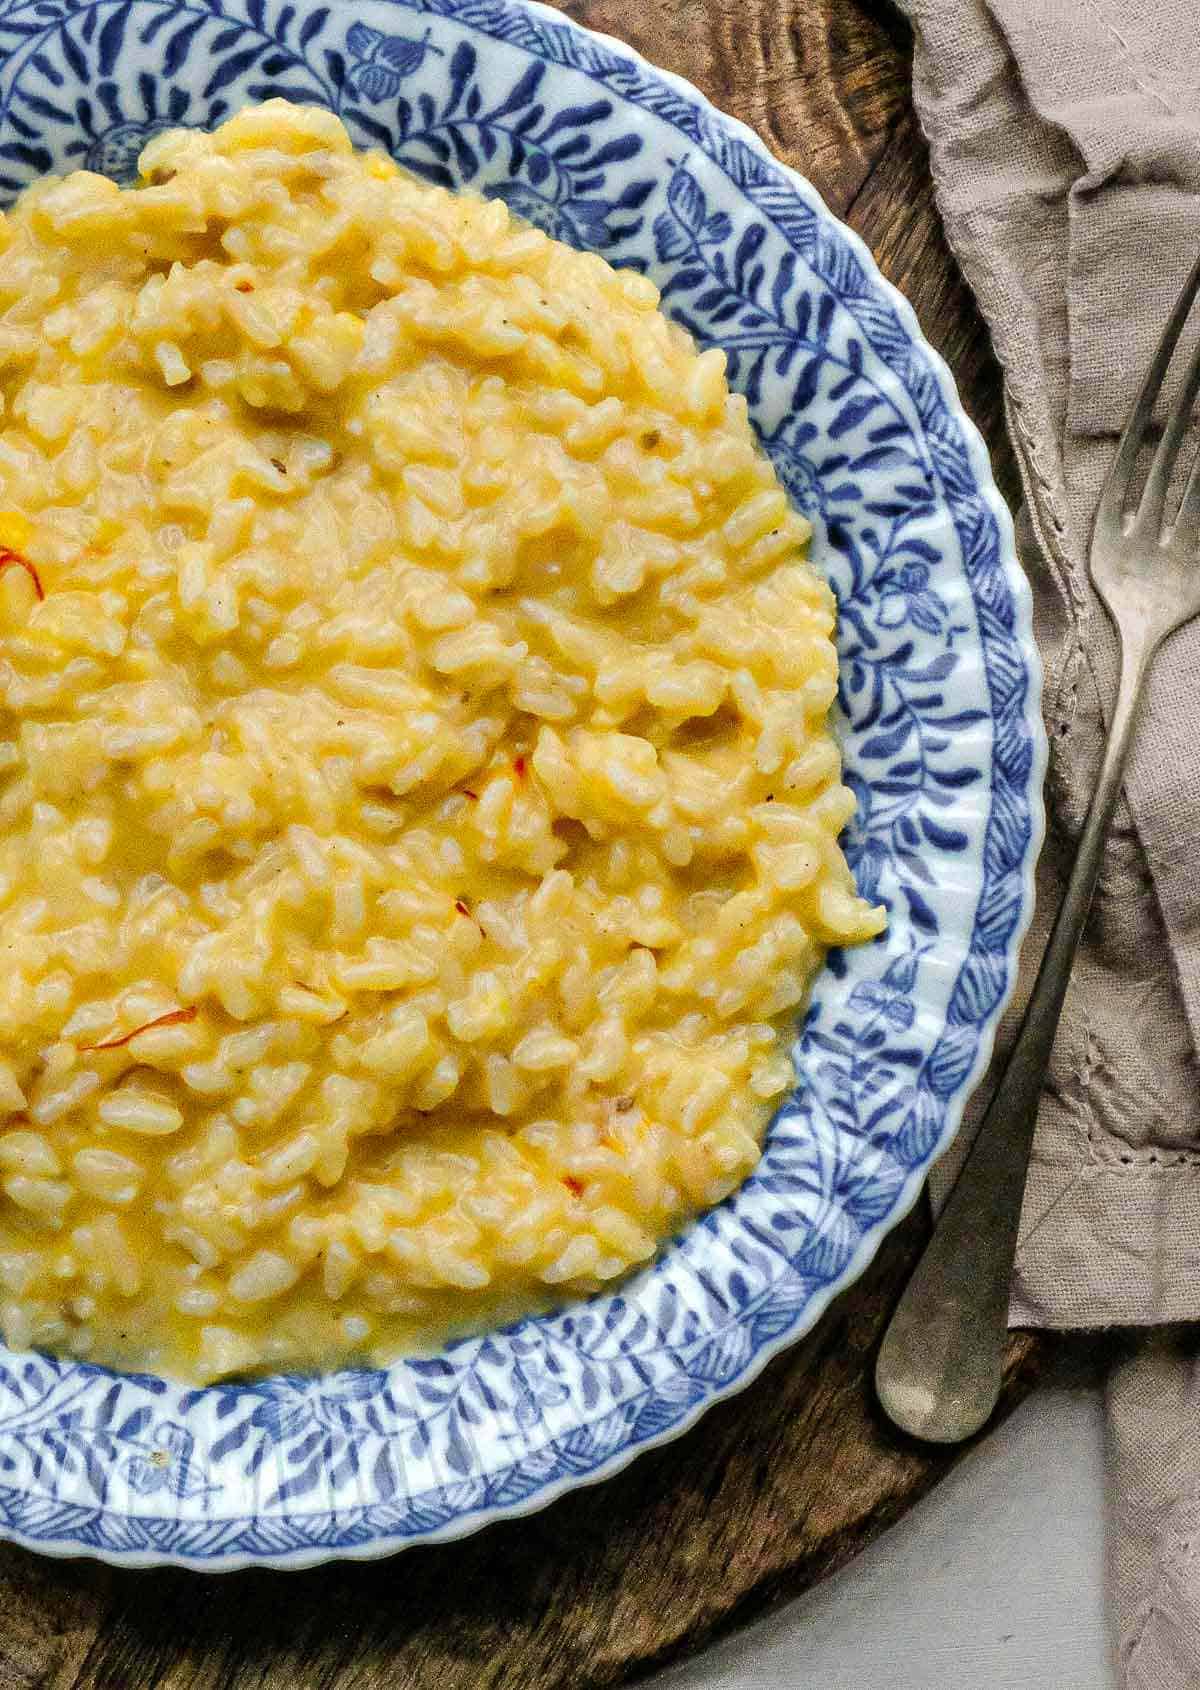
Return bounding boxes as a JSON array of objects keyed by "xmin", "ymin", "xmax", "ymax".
[{"xmin": 875, "ymin": 251, "xmax": 1200, "ymax": 1444}]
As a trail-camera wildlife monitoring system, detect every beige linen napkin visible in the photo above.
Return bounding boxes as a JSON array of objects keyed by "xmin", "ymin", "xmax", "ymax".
[{"xmin": 894, "ymin": 1, "xmax": 1200, "ymax": 1683}]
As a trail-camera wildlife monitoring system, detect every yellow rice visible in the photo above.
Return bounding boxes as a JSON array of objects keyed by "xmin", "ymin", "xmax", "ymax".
[{"xmin": 0, "ymin": 101, "xmax": 883, "ymax": 1379}]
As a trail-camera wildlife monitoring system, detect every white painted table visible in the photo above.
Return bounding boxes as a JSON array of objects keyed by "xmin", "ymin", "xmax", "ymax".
[{"xmin": 650, "ymin": 1380, "xmax": 1113, "ymax": 1689}]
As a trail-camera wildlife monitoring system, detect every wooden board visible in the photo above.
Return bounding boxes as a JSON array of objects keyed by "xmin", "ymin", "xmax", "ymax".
[
  {"xmin": 0, "ymin": 4, "xmax": 1048, "ymax": 1686},
  {"xmin": 0, "ymin": 1212, "xmax": 1044, "ymax": 1690}
]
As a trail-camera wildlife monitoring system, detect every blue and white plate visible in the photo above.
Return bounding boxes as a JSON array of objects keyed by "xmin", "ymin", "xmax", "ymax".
[{"xmin": 0, "ymin": 0, "xmax": 1044, "ymax": 1568}]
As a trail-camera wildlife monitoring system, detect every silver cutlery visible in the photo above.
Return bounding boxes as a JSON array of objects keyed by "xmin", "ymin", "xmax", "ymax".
[{"xmin": 875, "ymin": 250, "xmax": 1200, "ymax": 1443}]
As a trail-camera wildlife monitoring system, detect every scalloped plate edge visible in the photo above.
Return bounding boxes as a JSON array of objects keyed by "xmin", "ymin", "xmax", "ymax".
[{"xmin": 0, "ymin": 0, "xmax": 1046, "ymax": 1571}]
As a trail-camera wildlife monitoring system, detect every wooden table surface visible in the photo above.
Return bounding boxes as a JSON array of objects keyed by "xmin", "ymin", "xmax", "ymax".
[{"xmin": 0, "ymin": 5, "xmax": 1049, "ymax": 1687}]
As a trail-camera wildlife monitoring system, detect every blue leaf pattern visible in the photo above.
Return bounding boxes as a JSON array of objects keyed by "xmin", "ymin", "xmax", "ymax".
[{"xmin": 0, "ymin": 0, "xmax": 1040, "ymax": 1566}]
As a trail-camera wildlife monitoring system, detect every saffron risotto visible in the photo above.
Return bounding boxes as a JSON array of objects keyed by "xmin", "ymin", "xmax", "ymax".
[{"xmin": 0, "ymin": 100, "xmax": 883, "ymax": 1380}]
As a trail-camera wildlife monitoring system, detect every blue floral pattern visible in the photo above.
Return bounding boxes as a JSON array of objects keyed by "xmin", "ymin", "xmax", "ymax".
[
  {"xmin": 0, "ymin": 0, "xmax": 1043, "ymax": 1567},
  {"xmin": 345, "ymin": 20, "xmax": 443, "ymax": 101}
]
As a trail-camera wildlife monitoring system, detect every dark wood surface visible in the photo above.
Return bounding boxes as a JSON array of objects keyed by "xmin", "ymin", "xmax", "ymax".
[
  {"xmin": 0, "ymin": 5, "xmax": 1047, "ymax": 1687},
  {"xmin": 0, "ymin": 1212, "xmax": 1044, "ymax": 1690}
]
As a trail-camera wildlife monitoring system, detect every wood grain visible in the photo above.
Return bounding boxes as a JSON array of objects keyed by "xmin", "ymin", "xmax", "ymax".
[
  {"xmin": 0, "ymin": 1215, "xmax": 1043, "ymax": 1690},
  {"xmin": 0, "ymin": 5, "xmax": 1049, "ymax": 1686},
  {"xmin": 564, "ymin": 0, "xmax": 910, "ymax": 212}
]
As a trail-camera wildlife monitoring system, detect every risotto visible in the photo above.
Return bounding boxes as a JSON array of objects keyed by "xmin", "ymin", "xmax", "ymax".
[{"xmin": 0, "ymin": 100, "xmax": 883, "ymax": 1380}]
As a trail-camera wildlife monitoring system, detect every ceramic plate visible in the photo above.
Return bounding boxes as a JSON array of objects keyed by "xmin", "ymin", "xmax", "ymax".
[{"xmin": 0, "ymin": 0, "xmax": 1044, "ymax": 1567}]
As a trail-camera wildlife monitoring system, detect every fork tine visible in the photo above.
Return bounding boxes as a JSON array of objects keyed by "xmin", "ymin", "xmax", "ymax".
[
  {"xmin": 1097, "ymin": 247, "xmax": 1200, "ymax": 532},
  {"xmin": 1140, "ymin": 313, "xmax": 1200, "ymax": 533},
  {"xmin": 1172, "ymin": 440, "xmax": 1200, "ymax": 544}
]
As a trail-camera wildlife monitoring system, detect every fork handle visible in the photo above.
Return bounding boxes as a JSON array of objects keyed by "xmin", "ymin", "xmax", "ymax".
[{"xmin": 875, "ymin": 632, "xmax": 1150, "ymax": 1443}]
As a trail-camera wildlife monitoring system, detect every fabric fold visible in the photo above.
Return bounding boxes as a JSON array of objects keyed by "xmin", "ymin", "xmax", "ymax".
[{"xmin": 897, "ymin": 1, "xmax": 1200, "ymax": 1680}]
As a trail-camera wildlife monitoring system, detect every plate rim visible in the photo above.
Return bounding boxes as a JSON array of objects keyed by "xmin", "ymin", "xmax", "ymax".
[{"xmin": 0, "ymin": 0, "xmax": 1047, "ymax": 1570}]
